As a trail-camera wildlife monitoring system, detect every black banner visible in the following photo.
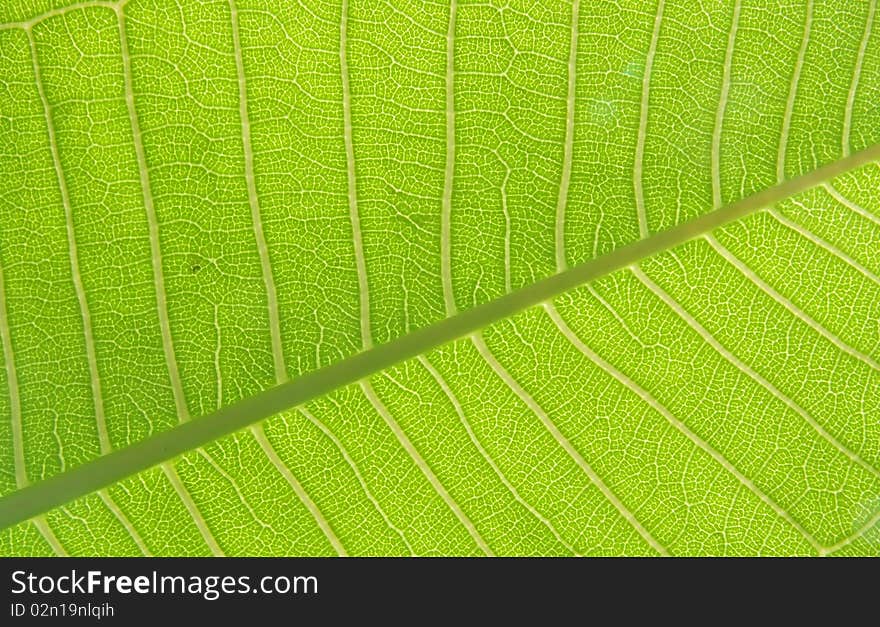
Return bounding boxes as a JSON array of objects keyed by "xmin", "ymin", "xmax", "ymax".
[{"xmin": 0, "ymin": 557, "xmax": 871, "ymax": 622}]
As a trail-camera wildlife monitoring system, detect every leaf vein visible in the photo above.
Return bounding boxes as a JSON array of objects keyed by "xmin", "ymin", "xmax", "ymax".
[
  {"xmin": 705, "ymin": 233, "xmax": 880, "ymax": 372},
  {"xmin": 229, "ymin": 0, "xmax": 287, "ymax": 384},
  {"xmin": 768, "ymin": 207, "xmax": 880, "ymax": 288},
  {"xmin": 471, "ymin": 334, "xmax": 669, "ymax": 556},
  {"xmin": 3, "ymin": 145, "xmax": 878, "ymax": 531},
  {"xmin": 711, "ymin": 0, "xmax": 742, "ymax": 211},
  {"xmin": 441, "ymin": 0, "xmax": 457, "ymax": 314},
  {"xmin": 252, "ymin": 424, "xmax": 347, "ymax": 556},
  {"xmin": 33, "ymin": 517, "xmax": 67, "ymax": 556},
  {"xmin": 28, "ymin": 27, "xmax": 111, "ymax": 456},
  {"xmin": 340, "ymin": 0, "xmax": 372, "ymax": 349},
  {"xmin": 823, "ymin": 182, "xmax": 880, "ymax": 228},
  {"xmin": 117, "ymin": 6, "xmax": 190, "ymax": 423},
  {"xmin": 633, "ymin": 0, "xmax": 665, "ymax": 239},
  {"xmin": 299, "ymin": 407, "xmax": 415, "ymax": 555},
  {"xmin": 632, "ymin": 265, "xmax": 880, "ymax": 480},
  {"xmin": 98, "ymin": 490, "xmax": 151, "ymax": 556},
  {"xmin": 162, "ymin": 463, "xmax": 224, "ymax": 556},
  {"xmin": 0, "ymin": 253, "xmax": 25, "ymax": 489},
  {"xmin": 843, "ymin": 0, "xmax": 876, "ymax": 156},
  {"xmin": 554, "ymin": 0, "xmax": 580, "ymax": 272},
  {"xmin": 544, "ymin": 301, "xmax": 823, "ymax": 553},
  {"xmin": 418, "ymin": 354, "xmax": 578, "ymax": 555},
  {"xmin": 777, "ymin": 0, "xmax": 813, "ymax": 182},
  {"xmin": 362, "ymin": 380, "xmax": 493, "ymax": 556}
]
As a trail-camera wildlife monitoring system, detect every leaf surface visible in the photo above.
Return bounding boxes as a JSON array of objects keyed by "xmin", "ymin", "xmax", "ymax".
[{"xmin": 1, "ymin": 0, "xmax": 879, "ymax": 556}]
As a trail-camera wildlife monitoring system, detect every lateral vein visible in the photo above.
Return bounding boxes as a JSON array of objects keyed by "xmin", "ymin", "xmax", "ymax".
[
  {"xmin": 197, "ymin": 447, "xmax": 274, "ymax": 532},
  {"xmin": 361, "ymin": 380, "xmax": 493, "ymax": 556},
  {"xmin": 340, "ymin": 0, "xmax": 371, "ymax": 349},
  {"xmin": 472, "ymin": 334, "xmax": 669, "ymax": 556},
  {"xmin": 229, "ymin": 0, "xmax": 286, "ymax": 383},
  {"xmin": 705, "ymin": 234, "xmax": 880, "ymax": 373},
  {"xmin": 823, "ymin": 182, "xmax": 880, "ymax": 228},
  {"xmin": 820, "ymin": 506, "xmax": 880, "ymax": 556},
  {"xmin": 843, "ymin": 0, "xmax": 876, "ymax": 156},
  {"xmin": 634, "ymin": 0, "xmax": 665, "ymax": 239},
  {"xmin": 29, "ymin": 28, "xmax": 111, "ymax": 455},
  {"xmin": 555, "ymin": 0, "xmax": 579, "ymax": 271},
  {"xmin": 0, "ymin": 255, "xmax": 25, "ymax": 489},
  {"xmin": 777, "ymin": 0, "xmax": 812, "ymax": 182},
  {"xmin": 98, "ymin": 490, "xmax": 151, "ymax": 555},
  {"xmin": 162, "ymin": 463, "xmax": 224, "ymax": 556},
  {"xmin": 544, "ymin": 302, "xmax": 823, "ymax": 553},
  {"xmin": 632, "ymin": 265, "xmax": 880, "ymax": 480},
  {"xmin": 117, "ymin": 6, "xmax": 190, "ymax": 423},
  {"xmin": 711, "ymin": 0, "xmax": 741, "ymax": 211},
  {"xmin": 34, "ymin": 517, "xmax": 67, "ymax": 556},
  {"xmin": 0, "ymin": 0, "xmax": 122, "ymax": 31},
  {"xmin": 251, "ymin": 424, "xmax": 348, "ymax": 556},
  {"xmin": 769, "ymin": 208, "xmax": 880, "ymax": 287},
  {"xmin": 418, "ymin": 355, "xmax": 578, "ymax": 555},
  {"xmin": 441, "ymin": 0, "xmax": 457, "ymax": 313},
  {"xmin": 299, "ymin": 407, "xmax": 415, "ymax": 555}
]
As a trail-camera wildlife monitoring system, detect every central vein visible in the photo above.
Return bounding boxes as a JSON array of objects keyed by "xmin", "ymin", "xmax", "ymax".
[{"xmin": 0, "ymin": 142, "xmax": 878, "ymax": 531}]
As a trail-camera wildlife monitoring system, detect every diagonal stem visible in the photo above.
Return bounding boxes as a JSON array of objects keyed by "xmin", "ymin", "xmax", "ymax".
[{"xmin": 1, "ymin": 142, "xmax": 879, "ymax": 530}]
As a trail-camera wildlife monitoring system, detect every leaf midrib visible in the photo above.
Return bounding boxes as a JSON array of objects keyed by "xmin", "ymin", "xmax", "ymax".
[{"xmin": 2, "ymin": 142, "xmax": 879, "ymax": 531}]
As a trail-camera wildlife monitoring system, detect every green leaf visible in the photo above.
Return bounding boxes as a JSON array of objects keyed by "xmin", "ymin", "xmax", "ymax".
[{"xmin": 1, "ymin": 0, "xmax": 879, "ymax": 556}]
